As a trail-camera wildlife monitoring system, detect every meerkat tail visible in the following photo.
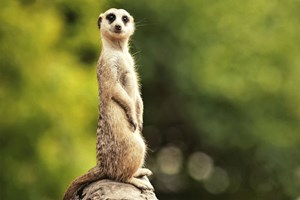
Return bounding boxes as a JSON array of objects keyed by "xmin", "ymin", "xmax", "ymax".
[{"xmin": 63, "ymin": 166, "xmax": 103, "ymax": 200}]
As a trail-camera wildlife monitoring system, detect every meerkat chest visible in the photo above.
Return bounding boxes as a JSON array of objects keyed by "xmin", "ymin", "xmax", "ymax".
[
  {"xmin": 116, "ymin": 52, "xmax": 138, "ymax": 90},
  {"xmin": 101, "ymin": 50, "xmax": 138, "ymax": 95},
  {"xmin": 117, "ymin": 52, "xmax": 134, "ymax": 72}
]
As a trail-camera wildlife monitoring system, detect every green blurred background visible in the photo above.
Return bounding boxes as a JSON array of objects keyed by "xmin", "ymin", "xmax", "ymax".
[{"xmin": 1, "ymin": 0, "xmax": 300, "ymax": 199}]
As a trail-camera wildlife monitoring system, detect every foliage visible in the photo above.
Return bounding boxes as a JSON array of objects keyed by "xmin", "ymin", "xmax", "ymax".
[{"xmin": 0, "ymin": 0, "xmax": 299, "ymax": 199}]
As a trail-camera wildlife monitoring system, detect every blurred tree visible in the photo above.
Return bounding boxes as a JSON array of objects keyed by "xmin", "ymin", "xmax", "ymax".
[{"xmin": 0, "ymin": 0, "xmax": 299, "ymax": 200}]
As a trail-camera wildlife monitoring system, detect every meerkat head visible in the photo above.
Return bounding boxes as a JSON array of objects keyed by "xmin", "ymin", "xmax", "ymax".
[{"xmin": 98, "ymin": 8, "xmax": 135, "ymax": 40}]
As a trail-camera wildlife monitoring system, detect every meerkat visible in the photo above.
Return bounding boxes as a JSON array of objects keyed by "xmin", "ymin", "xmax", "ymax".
[{"xmin": 63, "ymin": 8, "xmax": 153, "ymax": 200}]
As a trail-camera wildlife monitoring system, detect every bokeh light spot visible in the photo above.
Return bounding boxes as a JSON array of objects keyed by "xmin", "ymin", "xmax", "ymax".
[
  {"xmin": 203, "ymin": 167, "xmax": 230, "ymax": 194},
  {"xmin": 295, "ymin": 166, "xmax": 300, "ymax": 184},
  {"xmin": 187, "ymin": 152, "xmax": 214, "ymax": 181},
  {"xmin": 157, "ymin": 146, "xmax": 183, "ymax": 175}
]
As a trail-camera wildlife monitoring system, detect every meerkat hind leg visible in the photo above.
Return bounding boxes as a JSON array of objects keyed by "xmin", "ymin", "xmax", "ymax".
[
  {"xmin": 127, "ymin": 176, "xmax": 154, "ymax": 190},
  {"xmin": 127, "ymin": 168, "xmax": 153, "ymax": 190},
  {"xmin": 133, "ymin": 168, "xmax": 153, "ymax": 178}
]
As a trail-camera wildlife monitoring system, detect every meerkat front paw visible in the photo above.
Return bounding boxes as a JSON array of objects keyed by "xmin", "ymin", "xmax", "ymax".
[
  {"xmin": 138, "ymin": 124, "xmax": 143, "ymax": 132},
  {"xmin": 137, "ymin": 118, "xmax": 143, "ymax": 132},
  {"xmin": 127, "ymin": 115, "xmax": 137, "ymax": 132}
]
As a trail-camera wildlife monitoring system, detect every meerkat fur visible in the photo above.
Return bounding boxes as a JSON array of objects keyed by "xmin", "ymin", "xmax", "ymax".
[{"xmin": 63, "ymin": 8, "xmax": 153, "ymax": 200}]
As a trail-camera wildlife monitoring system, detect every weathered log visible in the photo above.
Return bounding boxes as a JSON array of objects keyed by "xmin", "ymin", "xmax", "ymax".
[{"xmin": 71, "ymin": 176, "xmax": 158, "ymax": 200}]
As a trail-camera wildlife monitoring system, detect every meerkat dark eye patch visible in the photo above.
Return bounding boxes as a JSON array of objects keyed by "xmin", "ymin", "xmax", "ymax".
[
  {"xmin": 122, "ymin": 15, "xmax": 129, "ymax": 24},
  {"xmin": 106, "ymin": 13, "xmax": 116, "ymax": 23}
]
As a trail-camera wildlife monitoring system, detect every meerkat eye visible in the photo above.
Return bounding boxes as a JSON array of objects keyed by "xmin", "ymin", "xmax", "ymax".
[
  {"xmin": 106, "ymin": 13, "xmax": 116, "ymax": 23},
  {"xmin": 122, "ymin": 15, "xmax": 129, "ymax": 24}
]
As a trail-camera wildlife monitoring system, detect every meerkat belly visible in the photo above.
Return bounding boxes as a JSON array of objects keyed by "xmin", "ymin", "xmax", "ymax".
[
  {"xmin": 112, "ymin": 133, "xmax": 146, "ymax": 181},
  {"xmin": 101, "ymin": 101, "xmax": 145, "ymax": 179}
]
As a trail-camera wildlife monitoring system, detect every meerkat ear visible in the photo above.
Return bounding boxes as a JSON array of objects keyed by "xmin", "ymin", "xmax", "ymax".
[{"xmin": 97, "ymin": 14, "xmax": 103, "ymax": 29}]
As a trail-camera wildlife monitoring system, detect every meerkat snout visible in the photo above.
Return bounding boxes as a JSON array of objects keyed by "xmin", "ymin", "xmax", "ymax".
[{"xmin": 114, "ymin": 24, "xmax": 122, "ymax": 33}]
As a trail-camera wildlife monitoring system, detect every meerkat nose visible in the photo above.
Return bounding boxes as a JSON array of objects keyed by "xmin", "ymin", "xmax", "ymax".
[{"xmin": 115, "ymin": 25, "xmax": 122, "ymax": 31}]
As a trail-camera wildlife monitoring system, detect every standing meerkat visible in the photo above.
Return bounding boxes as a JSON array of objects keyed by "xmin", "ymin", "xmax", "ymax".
[{"xmin": 63, "ymin": 8, "xmax": 153, "ymax": 200}]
